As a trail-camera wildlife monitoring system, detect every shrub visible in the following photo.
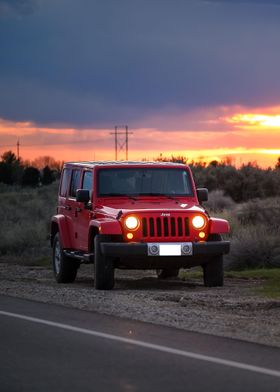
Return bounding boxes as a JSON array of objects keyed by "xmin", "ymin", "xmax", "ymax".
[
  {"xmin": 189, "ymin": 161, "xmax": 280, "ymax": 203},
  {"xmin": 41, "ymin": 165, "xmax": 55, "ymax": 185},
  {"xmin": 0, "ymin": 182, "xmax": 58, "ymax": 258},
  {"xmin": 22, "ymin": 166, "xmax": 40, "ymax": 187},
  {"xmin": 203, "ymin": 194, "xmax": 280, "ymax": 271},
  {"xmin": 236, "ymin": 197, "xmax": 280, "ymax": 227},
  {"xmin": 205, "ymin": 190, "xmax": 236, "ymax": 212},
  {"xmin": 225, "ymin": 224, "xmax": 280, "ymax": 270}
]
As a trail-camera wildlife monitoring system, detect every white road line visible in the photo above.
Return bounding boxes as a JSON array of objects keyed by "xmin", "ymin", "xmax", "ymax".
[{"xmin": 1, "ymin": 310, "xmax": 280, "ymax": 378}]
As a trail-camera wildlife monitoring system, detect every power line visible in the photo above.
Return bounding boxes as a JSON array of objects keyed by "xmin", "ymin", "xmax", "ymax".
[
  {"xmin": 0, "ymin": 140, "xmax": 104, "ymax": 148},
  {"xmin": 1, "ymin": 128, "xmax": 135, "ymax": 160}
]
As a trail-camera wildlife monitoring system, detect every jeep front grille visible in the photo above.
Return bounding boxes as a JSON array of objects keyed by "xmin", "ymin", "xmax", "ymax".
[{"xmin": 142, "ymin": 217, "xmax": 189, "ymax": 239}]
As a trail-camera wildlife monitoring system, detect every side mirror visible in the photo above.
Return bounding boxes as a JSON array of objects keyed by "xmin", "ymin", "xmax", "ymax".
[
  {"xmin": 197, "ymin": 188, "xmax": 208, "ymax": 203},
  {"xmin": 76, "ymin": 189, "xmax": 90, "ymax": 204}
]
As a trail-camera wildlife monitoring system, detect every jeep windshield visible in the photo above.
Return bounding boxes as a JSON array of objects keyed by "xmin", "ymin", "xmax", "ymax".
[{"xmin": 97, "ymin": 168, "xmax": 194, "ymax": 197}]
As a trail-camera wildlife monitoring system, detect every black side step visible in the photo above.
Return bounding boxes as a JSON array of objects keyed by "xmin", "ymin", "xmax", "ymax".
[{"xmin": 63, "ymin": 250, "xmax": 94, "ymax": 263}]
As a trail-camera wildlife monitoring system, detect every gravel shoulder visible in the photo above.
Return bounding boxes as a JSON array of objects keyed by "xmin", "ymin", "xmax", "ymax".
[{"xmin": 0, "ymin": 261, "xmax": 280, "ymax": 348}]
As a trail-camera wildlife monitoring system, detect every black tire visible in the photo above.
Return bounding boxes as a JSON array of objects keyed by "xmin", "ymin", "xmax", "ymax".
[
  {"xmin": 156, "ymin": 269, "xmax": 179, "ymax": 279},
  {"xmin": 52, "ymin": 233, "xmax": 79, "ymax": 283},
  {"xmin": 203, "ymin": 255, "xmax": 224, "ymax": 287},
  {"xmin": 203, "ymin": 234, "xmax": 224, "ymax": 287},
  {"xmin": 94, "ymin": 235, "xmax": 115, "ymax": 290}
]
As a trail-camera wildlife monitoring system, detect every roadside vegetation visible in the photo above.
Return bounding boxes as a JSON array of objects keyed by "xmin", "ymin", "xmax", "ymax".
[
  {"xmin": 0, "ymin": 150, "xmax": 62, "ymax": 187},
  {"xmin": 0, "ymin": 151, "xmax": 280, "ymax": 295},
  {"xmin": 0, "ymin": 181, "xmax": 58, "ymax": 264},
  {"xmin": 182, "ymin": 269, "xmax": 280, "ymax": 299},
  {"xmin": 225, "ymin": 269, "xmax": 280, "ymax": 299}
]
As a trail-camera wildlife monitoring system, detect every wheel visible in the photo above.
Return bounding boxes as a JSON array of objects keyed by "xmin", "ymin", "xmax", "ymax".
[
  {"xmin": 94, "ymin": 235, "xmax": 115, "ymax": 290},
  {"xmin": 203, "ymin": 255, "xmax": 224, "ymax": 287},
  {"xmin": 203, "ymin": 233, "xmax": 224, "ymax": 287},
  {"xmin": 156, "ymin": 269, "xmax": 179, "ymax": 279},
  {"xmin": 52, "ymin": 233, "xmax": 79, "ymax": 283}
]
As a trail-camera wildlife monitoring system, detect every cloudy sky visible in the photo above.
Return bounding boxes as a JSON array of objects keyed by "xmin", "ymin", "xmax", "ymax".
[{"xmin": 0, "ymin": 0, "xmax": 280, "ymax": 165}]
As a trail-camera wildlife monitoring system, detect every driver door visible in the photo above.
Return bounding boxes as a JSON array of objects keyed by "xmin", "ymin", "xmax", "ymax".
[{"xmin": 75, "ymin": 169, "xmax": 94, "ymax": 251}]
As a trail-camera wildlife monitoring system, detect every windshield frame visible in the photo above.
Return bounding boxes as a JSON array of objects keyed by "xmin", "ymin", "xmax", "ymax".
[{"xmin": 96, "ymin": 167, "xmax": 194, "ymax": 198}]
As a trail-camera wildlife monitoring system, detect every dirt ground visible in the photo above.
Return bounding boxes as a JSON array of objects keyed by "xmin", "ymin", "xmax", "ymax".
[{"xmin": 0, "ymin": 261, "xmax": 280, "ymax": 348}]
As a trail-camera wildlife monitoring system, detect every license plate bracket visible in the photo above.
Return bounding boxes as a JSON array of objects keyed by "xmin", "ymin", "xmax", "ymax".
[{"xmin": 147, "ymin": 242, "xmax": 193, "ymax": 256}]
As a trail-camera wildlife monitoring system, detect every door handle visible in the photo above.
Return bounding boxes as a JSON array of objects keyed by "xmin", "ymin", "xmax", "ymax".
[
  {"xmin": 65, "ymin": 205, "xmax": 72, "ymax": 211},
  {"xmin": 76, "ymin": 207, "xmax": 82, "ymax": 213}
]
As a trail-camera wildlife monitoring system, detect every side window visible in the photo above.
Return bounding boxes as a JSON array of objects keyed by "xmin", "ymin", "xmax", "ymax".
[
  {"xmin": 69, "ymin": 169, "xmax": 81, "ymax": 198},
  {"xmin": 82, "ymin": 171, "xmax": 93, "ymax": 191},
  {"xmin": 59, "ymin": 168, "xmax": 71, "ymax": 197}
]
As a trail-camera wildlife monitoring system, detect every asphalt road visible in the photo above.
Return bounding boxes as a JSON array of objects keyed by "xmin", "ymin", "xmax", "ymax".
[{"xmin": 0, "ymin": 295, "xmax": 280, "ymax": 392}]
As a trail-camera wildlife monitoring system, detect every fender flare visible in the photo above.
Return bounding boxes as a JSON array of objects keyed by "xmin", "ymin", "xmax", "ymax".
[
  {"xmin": 51, "ymin": 215, "xmax": 72, "ymax": 249},
  {"xmin": 209, "ymin": 217, "xmax": 230, "ymax": 235},
  {"xmin": 89, "ymin": 219, "xmax": 122, "ymax": 235}
]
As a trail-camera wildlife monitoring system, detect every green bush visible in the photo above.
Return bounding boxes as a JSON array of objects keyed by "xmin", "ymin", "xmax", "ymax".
[{"xmin": 190, "ymin": 162, "xmax": 280, "ymax": 203}]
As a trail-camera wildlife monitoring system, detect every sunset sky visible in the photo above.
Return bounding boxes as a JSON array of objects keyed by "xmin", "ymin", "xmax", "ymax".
[{"xmin": 1, "ymin": 0, "xmax": 280, "ymax": 167}]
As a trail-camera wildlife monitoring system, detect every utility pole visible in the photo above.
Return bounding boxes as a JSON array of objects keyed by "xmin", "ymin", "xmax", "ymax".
[
  {"xmin": 125, "ymin": 125, "xmax": 128, "ymax": 161},
  {"xmin": 115, "ymin": 126, "xmax": 118, "ymax": 160},
  {"xmin": 16, "ymin": 139, "xmax": 20, "ymax": 160},
  {"xmin": 111, "ymin": 125, "xmax": 133, "ymax": 160}
]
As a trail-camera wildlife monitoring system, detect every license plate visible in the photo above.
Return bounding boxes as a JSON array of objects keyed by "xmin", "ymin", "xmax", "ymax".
[{"xmin": 159, "ymin": 244, "xmax": 181, "ymax": 256}]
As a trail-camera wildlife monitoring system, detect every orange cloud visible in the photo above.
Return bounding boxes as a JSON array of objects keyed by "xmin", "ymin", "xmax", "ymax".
[
  {"xmin": 1, "ymin": 105, "xmax": 280, "ymax": 168},
  {"xmin": 229, "ymin": 114, "xmax": 280, "ymax": 127},
  {"xmin": 223, "ymin": 107, "xmax": 280, "ymax": 133}
]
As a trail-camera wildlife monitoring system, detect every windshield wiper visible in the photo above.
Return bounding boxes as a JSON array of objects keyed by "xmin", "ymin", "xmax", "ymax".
[
  {"xmin": 101, "ymin": 192, "xmax": 180, "ymax": 201},
  {"xmin": 128, "ymin": 195, "xmax": 138, "ymax": 201},
  {"xmin": 137, "ymin": 193, "xmax": 176, "ymax": 197},
  {"xmin": 137, "ymin": 193, "xmax": 165, "ymax": 196},
  {"xmin": 136, "ymin": 193, "xmax": 180, "ymax": 202},
  {"xmin": 101, "ymin": 193, "xmax": 138, "ymax": 201}
]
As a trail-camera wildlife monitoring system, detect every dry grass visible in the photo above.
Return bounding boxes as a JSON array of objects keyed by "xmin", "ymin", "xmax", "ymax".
[
  {"xmin": 236, "ymin": 197, "xmax": 280, "ymax": 227},
  {"xmin": 206, "ymin": 193, "xmax": 280, "ymax": 270},
  {"xmin": 205, "ymin": 189, "xmax": 235, "ymax": 212},
  {"xmin": 225, "ymin": 224, "xmax": 280, "ymax": 270},
  {"xmin": 0, "ymin": 182, "xmax": 58, "ymax": 262}
]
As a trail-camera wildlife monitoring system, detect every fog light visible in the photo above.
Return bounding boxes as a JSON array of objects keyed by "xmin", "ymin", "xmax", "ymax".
[
  {"xmin": 199, "ymin": 232, "xmax": 206, "ymax": 239},
  {"xmin": 127, "ymin": 233, "xmax": 134, "ymax": 240},
  {"xmin": 181, "ymin": 243, "xmax": 193, "ymax": 255},
  {"xmin": 148, "ymin": 243, "xmax": 159, "ymax": 256}
]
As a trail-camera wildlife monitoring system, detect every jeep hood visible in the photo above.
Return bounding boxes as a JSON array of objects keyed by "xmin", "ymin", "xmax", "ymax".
[{"xmin": 95, "ymin": 199, "xmax": 205, "ymax": 219}]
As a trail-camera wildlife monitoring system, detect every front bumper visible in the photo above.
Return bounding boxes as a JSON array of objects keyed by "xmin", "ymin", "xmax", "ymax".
[{"xmin": 101, "ymin": 240, "xmax": 230, "ymax": 258}]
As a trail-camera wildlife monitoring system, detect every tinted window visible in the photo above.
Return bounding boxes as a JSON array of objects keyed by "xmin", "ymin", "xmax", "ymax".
[
  {"xmin": 98, "ymin": 168, "xmax": 193, "ymax": 197},
  {"xmin": 69, "ymin": 169, "xmax": 81, "ymax": 198},
  {"xmin": 59, "ymin": 168, "xmax": 71, "ymax": 197},
  {"xmin": 82, "ymin": 171, "xmax": 93, "ymax": 191}
]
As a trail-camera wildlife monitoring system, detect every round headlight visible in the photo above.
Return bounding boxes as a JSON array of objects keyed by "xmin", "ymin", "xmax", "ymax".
[
  {"xmin": 125, "ymin": 216, "xmax": 139, "ymax": 230},
  {"xmin": 192, "ymin": 215, "xmax": 206, "ymax": 229}
]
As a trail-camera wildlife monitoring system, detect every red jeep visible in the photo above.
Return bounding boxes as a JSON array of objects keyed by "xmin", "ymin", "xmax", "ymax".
[{"xmin": 50, "ymin": 161, "xmax": 230, "ymax": 289}]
